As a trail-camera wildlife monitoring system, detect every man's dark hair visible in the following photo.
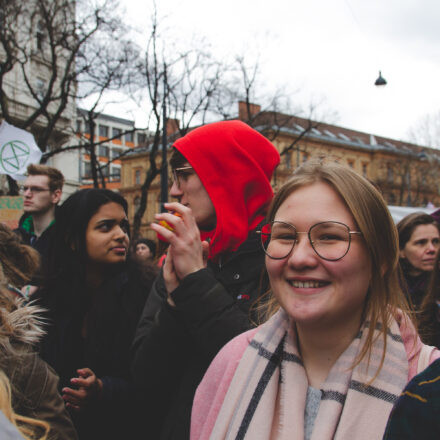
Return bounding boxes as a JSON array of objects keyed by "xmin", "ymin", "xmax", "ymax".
[{"xmin": 169, "ymin": 148, "xmax": 187, "ymax": 169}]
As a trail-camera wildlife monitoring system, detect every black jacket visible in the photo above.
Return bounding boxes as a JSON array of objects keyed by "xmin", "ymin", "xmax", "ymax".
[
  {"xmin": 15, "ymin": 212, "xmax": 55, "ymax": 257},
  {"xmin": 14, "ymin": 213, "xmax": 56, "ymax": 286},
  {"xmin": 131, "ymin": 230, "xmax": 268, "ymax": 439},
  {"xmin": 38, "ymin": 267, "xmax": 151, "ymax": 440}
]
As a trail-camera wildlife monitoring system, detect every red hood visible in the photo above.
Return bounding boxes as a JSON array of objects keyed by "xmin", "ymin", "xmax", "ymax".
[{"xmin": 173, "ymin": 120, "xmax": 280, "ymax": 259}]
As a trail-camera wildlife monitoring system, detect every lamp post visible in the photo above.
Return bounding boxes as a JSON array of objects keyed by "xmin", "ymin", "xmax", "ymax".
[
  {"xmin": 160, "ymin": 64, "xmax": 168, "ymax": 212},
  {"xmin": 374, "ymin": 70, "xmax": 387, "ymax": 86}
]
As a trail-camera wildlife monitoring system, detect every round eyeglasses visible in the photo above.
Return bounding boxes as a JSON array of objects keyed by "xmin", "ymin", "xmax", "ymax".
[
  {"xmin": 258, "ymin": 221, "xmax": 362, "ymax": 261},
  {"xmin": 172, "ymin": 166, "xmax": 194, "ymax": 189}
]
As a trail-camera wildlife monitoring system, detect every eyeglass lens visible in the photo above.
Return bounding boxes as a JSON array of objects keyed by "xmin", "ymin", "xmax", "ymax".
[
  {"xmin": 261, "ymin": 221, "xmax": 352, "ymax": 261},
  {"xmin": 172, "ymin": 167, "xmax": 193, "ymax": 189}
]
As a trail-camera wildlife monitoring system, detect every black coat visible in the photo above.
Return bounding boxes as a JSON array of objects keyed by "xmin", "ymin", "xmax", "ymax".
[
  {"xmin": 131, "ymin": 230, "xmax": 268, "ymax": 440},
  {"xmin": 38, "ymin": 267, "xmax": 151, "ymax": 440},
  {"xmin": 15, "ymin": 212, "xmax": 56, "ymax": 258},
  {"xmin": 14, "ymin": 212, "xmax": 57, "ymax": 286}
]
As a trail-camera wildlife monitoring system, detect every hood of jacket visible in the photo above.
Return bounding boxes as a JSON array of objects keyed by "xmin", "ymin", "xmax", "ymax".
[
  {"xmin": 173, "ymin": 120, "xmax": 280, "ymax": 259},
  {"xmin": 0, "ymin": 286, "xmax": 46, "ymax": 355}
]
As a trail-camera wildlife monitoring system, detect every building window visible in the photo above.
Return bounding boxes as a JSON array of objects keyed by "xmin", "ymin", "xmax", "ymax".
[
  {"xmin": 101, "ymin": 164, "xmax": 109, "ymax": 177},
  {"xmin": 125, "ymin": 132, "xmax": 134, "ymax": 143},
  {"xmin": 76, "ymin": 120, "xmax": 82, "ymax": 133},
  {"xmin": 387, "ymin": 165, "xmax": 393, "ymax": 183},
  {"xmin": 84, "ymin": 121, "xmax": 91, "ymax": 135},
  {"xmin": 134, "ymin": 196, "xmax": 141, "ymax": 214},
  {"xmin": 137, "ymin": 133, "xmax": 147, "ymax": 145},
  {"xmin": 388, "ymin": 193, "xmax": 396, "ymax": 205},
  {"xmin": 35, "ymin": 77, "xmax": 46, "ymax": 100},
  {"xmin": 302, "ymin": 153, "xmax": 309, "ymax": 163},
  {"xmin": 36, "ymin": 21, "xmax": 45, "ymax": 50},
  {"xmin": 111, "ymin": 148, "xmax": 123, "ymax": 160},
  {"xmin": 83, "ymin": 162, "xmax": 92, "ymax": 178},
  {"xmin": 98, "ymin": 145, "xmax": 109, "ymax": 158},
  {"xmin": 347, "ymin": 160, "xmax": 354, "ymax": 169},
  {"xmin": 112, "ymin": 127, "xmax": 122, "ymax": 138},
  {"xmin": 111, "ymin": 166, "xmax": 121, "ymax": 181},
  {"xmin": 135, "ymin": 169, "xmax": 141, "ymax": 185},
  {"xmin": 99, "ymin": 125, "xmax": 109, "ymax": 138},
  {"xmin": 362, "ymin": 163, "xmax": 368, "ymax": 177},
  {"xmin": 285, "ymin": 153, "xmax": 291, "ymax": 170}
]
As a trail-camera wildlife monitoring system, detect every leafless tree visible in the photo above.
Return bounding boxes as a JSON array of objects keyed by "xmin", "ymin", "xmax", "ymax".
[
  {"xmin": 131, "ymin": 10, "xmax": 230, "ymax": 238},
  {"xmin": 209, "ymin": 55, "xmax": 335, "ymax": 164},
  {"xmin": 407, "ymin": 110, "xmax": 440, "ymax": 149},
  {"xmin": 0, "ymin": 0, "xmax": 135, "ymax": 192},
  {"xmin": 376, "ymin": 149, "xmax": 440, "ymax": 207}
]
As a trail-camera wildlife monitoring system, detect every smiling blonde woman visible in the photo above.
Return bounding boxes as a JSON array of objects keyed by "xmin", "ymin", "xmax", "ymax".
[{"xmin": 191, "ymin": 162, "xmax": 440, "ymax": 440}]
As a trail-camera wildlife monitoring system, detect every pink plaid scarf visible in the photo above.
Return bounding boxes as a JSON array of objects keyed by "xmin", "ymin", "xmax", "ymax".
[{"xmin": 209, "ymin": 309, "xmax": 409, "ymax": 440}]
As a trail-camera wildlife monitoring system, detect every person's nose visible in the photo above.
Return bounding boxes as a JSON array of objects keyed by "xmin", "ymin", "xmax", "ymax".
[
  {"xmin": 426, "ymin": 241, "xmax": 437, "ymax": 253},
  {"xmin": 114, "ymin": 226, "xmax": 128, "ymax": 241},
  {"xmin": 170, "ymin": 180, "xmax": 183, "ymax": 198},
  {"xmin": 286, "ymin": 234, "xmax": 318, "ymax": 269},
  {"xmin": 23, "ymin": 188, "xmax": 32, "ymax": 198}
]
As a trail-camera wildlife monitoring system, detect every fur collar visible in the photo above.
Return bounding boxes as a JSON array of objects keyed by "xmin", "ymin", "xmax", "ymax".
[{"xmin": 0, "ymin": 285, "xmax": 46, "ymax": 355}]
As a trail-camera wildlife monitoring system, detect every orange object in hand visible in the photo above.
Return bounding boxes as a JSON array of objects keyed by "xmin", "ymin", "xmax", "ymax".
[{"xmin": 159, "ymin": 212, "xmax": 182, "ymax": 232}]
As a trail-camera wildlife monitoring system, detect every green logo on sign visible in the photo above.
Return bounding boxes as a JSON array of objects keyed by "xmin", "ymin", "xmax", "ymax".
[{"xmin": 0, "ymin": 140, "xmax": 30, "ymax": 173}]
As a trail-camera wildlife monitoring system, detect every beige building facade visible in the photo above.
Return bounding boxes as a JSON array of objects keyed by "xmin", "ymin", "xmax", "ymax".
[{"xmin": 120, "ymin": 104, "xmax": 440, "ymax": 237}]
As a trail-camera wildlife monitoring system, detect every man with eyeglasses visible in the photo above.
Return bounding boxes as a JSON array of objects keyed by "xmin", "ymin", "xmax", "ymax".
[
  {"xmin": 14, "ymin": 164, "xmax": 64, "ymax": 292},
  {"xmin": 131, "ymin": 120, "xmax": 280, "ymax": 439}
]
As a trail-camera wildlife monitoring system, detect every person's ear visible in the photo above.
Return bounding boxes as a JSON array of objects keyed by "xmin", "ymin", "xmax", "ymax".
[
  {"xmin": 51, "ymin": 189, "xmax": 62, "ymax": 205},
  {"xmin": 399, "ymin": 248, "xmax": 406, "ymax": 260}
]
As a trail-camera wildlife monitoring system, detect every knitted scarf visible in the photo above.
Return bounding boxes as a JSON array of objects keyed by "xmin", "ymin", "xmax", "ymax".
[{"xmin": 209, "ymin": 309, "xmax": 409, "ymax": 440}]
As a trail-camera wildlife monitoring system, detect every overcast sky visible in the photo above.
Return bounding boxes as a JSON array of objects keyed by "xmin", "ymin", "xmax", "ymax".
[{"xmin": 114, "ymin": 0, "xmax": 440, "ymax": 144}]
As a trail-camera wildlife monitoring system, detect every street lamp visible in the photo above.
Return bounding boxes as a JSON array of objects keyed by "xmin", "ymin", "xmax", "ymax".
[{"xmin": 374, "ymin": 71, "xmax": 387, "ymax": 86}]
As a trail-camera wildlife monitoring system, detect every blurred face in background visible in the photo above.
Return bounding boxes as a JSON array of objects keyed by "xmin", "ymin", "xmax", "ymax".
[
  {"xmin": 400, "ymin": 224, "xmax": 440, "ymax": 275},
  {"xmin": 135, "ymin": 243, "xmax": 152, "ymax": 261}
]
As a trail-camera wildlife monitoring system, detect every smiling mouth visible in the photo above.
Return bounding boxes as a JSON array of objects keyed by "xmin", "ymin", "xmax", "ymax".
[{"xmin": 288, "ymin": 280, "xmax": 329, "ymax": 288}]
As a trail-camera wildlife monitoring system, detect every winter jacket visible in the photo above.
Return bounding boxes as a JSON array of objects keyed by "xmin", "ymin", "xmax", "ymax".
[
  {"xmin": 14, "ymin": 213, "xmax": 56, "ymax": 286},
  {"xmin": 401, "ymin": 271, "xmax": 430, "ymax": 310},
  {"xmin": 131, "ymin": 120, "xmax": 280, "ymax": 439},
  {"xmin": 132, "ymin": 230, "xmax": 268, "ymax": 439},
  {"xmin": 383, "ymin": 357, "xmax": 440, "ymax": 439},
  {"xmin": 0, "ymin": 286, "xmax": 78, "ymax": 440},
  {"xmin": 14, "ymin": 212, "xmax": 56, "ymax": 259},
  {"xmin": 37, "ymin": 267, "xmax": 151, "ymax": 440}
]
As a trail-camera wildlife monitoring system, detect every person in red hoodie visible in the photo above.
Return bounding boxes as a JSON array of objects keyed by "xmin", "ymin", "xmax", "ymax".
[{"xmin": 131, "ymin": 120, "xmax": 280, "ymax": 439}]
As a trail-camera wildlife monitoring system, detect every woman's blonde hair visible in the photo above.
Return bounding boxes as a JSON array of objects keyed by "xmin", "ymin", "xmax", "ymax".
[
  {"xmin": 260, "ymin": 161, "xmax": 411, "ymax": 372},
  {"xmin": 0, "ymin": 369, "xmax": 49, "ymax": 439}
]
